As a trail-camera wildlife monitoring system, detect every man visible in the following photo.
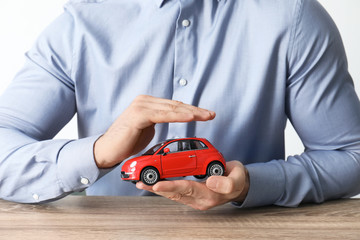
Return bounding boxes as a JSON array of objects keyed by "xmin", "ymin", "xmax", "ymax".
[{"xmin": 0, "ymin": 0, "xmax": 359, "ymax": 209}]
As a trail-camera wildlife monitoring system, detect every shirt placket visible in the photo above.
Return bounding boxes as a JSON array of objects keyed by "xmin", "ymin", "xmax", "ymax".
[{"xmin": 169, "ymin": 0, "xmax": 197, "ymax": 138}]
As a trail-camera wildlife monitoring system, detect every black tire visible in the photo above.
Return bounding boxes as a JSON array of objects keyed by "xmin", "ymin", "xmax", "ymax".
[
  {"xmin": 140, "ymin": 167, "xmax": 160, "ymax": 185},
  {"xmin": 207, "ymin": 162, "xmax": 225, "ymax": 177},
  {"xmin": 194, "ymin": 175, "xmax": 206, "ymax": 179}
]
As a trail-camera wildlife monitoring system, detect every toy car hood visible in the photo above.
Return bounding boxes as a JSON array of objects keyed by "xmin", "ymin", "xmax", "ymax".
[{"xmin": 123, "ymin": 155, "xmax": 152, "ymax": 167}]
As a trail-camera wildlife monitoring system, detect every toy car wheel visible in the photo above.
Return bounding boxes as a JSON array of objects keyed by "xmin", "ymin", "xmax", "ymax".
[
  {"xmin": 194, "ymin": 175, "xmax": 206, "ymax": 179},
  {"xmin": 207, "ymin": 162, "xmax": 224, "ymax": 176},
  {"xmin": 141, "ymin": 167, "xmax": 160, "ymax": 185}
]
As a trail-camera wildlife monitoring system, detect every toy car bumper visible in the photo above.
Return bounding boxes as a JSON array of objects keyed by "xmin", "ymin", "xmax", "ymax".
[
  {"xmin": 121, "ymin": 171, "xmax": 137, "ymax": 180},
  {"xmin": 121, "ymin": 171, "xmax": 130, "ymax": 178}
]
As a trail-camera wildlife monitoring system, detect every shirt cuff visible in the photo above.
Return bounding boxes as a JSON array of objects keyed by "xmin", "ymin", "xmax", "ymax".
[
  {"xmin": 232, "ymin": 161, "xmax": 285, "ymax": 208},
  {"xmin": 57, "ymin": 135, "xmax": 110, "ymax": 192}
]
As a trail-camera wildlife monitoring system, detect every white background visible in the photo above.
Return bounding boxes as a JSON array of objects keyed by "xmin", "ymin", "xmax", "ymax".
[{"xmin": 0, "ymin": 0, "xmax": 359, "ymax": 157}]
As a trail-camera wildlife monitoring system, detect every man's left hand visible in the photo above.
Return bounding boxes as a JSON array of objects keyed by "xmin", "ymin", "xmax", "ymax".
[{"xmin": 136, "ymin": 161, "xmax": 249, "ymax": 210}]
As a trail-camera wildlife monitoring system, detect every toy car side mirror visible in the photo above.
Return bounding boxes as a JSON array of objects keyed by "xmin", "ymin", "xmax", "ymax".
[{"xmin": 163, "ymin": 148, "xmax": 170, "ymax": 155}]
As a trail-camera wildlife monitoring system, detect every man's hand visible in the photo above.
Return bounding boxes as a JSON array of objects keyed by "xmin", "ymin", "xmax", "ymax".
[
  {"xmin": 93, "ymin": 95, "xmax": 216, "ymax": 168},
  {"xmin": 136, "ymin": 161, "xmax": 250, "ymax": 210}
]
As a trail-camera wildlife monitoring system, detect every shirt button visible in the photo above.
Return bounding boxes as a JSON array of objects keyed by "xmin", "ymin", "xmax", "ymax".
[
  {"xmin": 80, "ymin": 177, "xmax": 90, "ymax": 185},
  {"xmin": 182, "ymin": 19, "xmax": 191, "ymax": 27},
  {"xmin": 179, "ymin": 78, "xmax": 188, "ymax": 86},
  {"xmin": 32, "ymin": 194, "xmax": 39, "ymax": 201}
]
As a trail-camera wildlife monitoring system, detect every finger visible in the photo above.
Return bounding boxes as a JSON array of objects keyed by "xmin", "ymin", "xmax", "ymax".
[
  {"xmin": 153, "ymin": 180, "xmax": 226, "ymax": 210},
  {"xmin": 147, "ymin": 110, "xmax": 198, "ymax": 124},
  {"xmin": 206, "ymin": 176, "xmax": 236, "ymax": 195},
  {"xmin": 151, "ymin": 181, "xmax": 207, "ymax": 209},
  {"xmin": 136, "ymin": 181, "xmax": 155, "ymax": 191},
  {"xmin": 152, "ymin": 180, "xmax": 199, "ymax": 203},
  {"xmin": 139, "ymin": 179, "xmax": 228, "ymax": 210},
  {"xmin": 136, "ymin": 181, "xmax": 191, "ymax": 203},
  {"xmin": 225, "ymin": 160, "xmax": 243, "ymax": 176},
  {"xmin": 136, "ymin": 109, "xmax": 213, "ymax": 129},
  {"xmin": 225, "ymin": 161, "xmax": 245, "ymax": 178},
  {"xmin": 143, "ymin": 102, "xmax": 216, "ymax": 121},
  {"xmin": 138, "ymin": 95, "xmax": 213, "ymax": 114},
  {"xmin": 133, "ymin": 95, "xmax": 216, "ymax": 122},
  {"xmin": 152, "ymin": 180, "xmax": 193, "ymax": 193},
  {"xmin": 206, "ymin": 161, "xmax": 245, "ymax": 195}
]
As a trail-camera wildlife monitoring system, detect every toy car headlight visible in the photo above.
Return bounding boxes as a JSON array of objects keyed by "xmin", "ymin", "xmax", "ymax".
[{"xmin": 130, "ymin": 161, "xmax": 137, "ymax": 168}]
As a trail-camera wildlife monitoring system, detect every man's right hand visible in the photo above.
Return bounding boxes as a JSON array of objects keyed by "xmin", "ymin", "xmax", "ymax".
[{"xmin": 93, "ymin": 95, "xmax": 216, "ymax": 168}]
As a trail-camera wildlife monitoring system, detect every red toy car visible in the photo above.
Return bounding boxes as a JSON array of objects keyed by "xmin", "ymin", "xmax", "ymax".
[{"xmin": 121, "ymin": 138, "xmax": 226, "ymax": 185}]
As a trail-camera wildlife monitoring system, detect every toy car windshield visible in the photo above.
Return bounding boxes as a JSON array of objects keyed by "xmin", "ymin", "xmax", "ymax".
[{"xmin": 142, "ymin": 143, "xmax": 163, "ymax": 156}]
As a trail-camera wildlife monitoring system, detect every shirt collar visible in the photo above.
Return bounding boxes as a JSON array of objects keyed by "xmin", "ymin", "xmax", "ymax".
[{"xmin": 155, "ymin": 0, "xmax": 223, "ymax": 8}]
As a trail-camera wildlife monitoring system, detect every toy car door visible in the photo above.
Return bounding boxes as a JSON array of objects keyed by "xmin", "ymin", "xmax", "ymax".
[{"xmin": 161, "ymin": 140, "xmax": 197, "ymax": 177}]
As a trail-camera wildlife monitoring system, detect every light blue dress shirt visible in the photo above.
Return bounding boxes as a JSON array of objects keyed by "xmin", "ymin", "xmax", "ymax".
[{"xmin": 0, "ymin": 0, "xmax": 360, "ymax": 207}]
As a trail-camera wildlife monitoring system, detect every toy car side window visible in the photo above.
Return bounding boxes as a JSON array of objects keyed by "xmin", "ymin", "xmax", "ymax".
[
  {"xmin": 190, "ymin": 140, "xmax": 208, "ymax": 150},
  {"xmin": 165, "ymin": 141, "xmax": 179, "ymax": 153},
  {"xmin": 181, "ymin": 140, "xmax": 192, "ymax": 151}
]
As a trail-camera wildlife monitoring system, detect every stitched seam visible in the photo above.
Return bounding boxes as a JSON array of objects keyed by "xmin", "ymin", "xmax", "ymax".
[{"xmin": 287, "ymin": 0, "xmax": 304, "ymax": 71}]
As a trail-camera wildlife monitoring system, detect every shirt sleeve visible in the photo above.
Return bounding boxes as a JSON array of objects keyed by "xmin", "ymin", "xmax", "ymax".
[
  {"xmin": 0, "ymin": 8, "xmax": 103, "ymax": 203},
  {"xmin": 238, "ymin": 0, "xmax": 360, "ymax": 208}
]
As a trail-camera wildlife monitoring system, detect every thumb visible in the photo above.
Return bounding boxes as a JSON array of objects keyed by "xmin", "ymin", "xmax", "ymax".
[{"xmin": 206, "ymin": 176, "xmax": 235, "ymax": 194}]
